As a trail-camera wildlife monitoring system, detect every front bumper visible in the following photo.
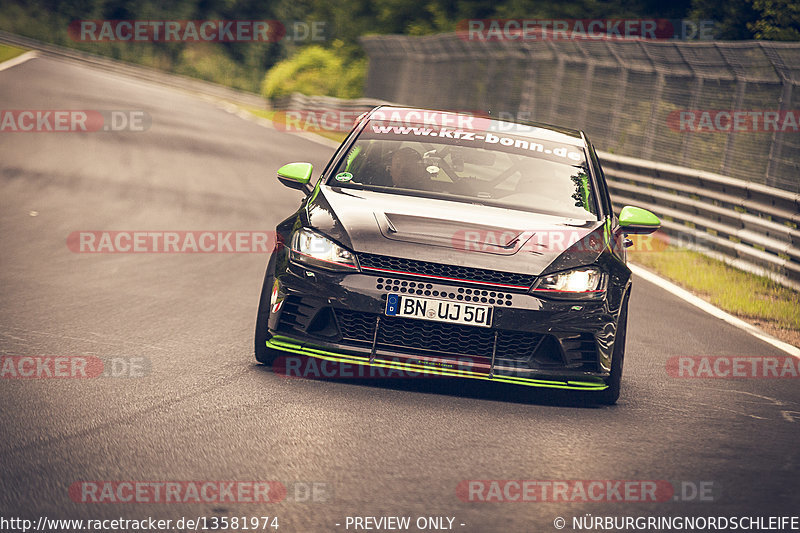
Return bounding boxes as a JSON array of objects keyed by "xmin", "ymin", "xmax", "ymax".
[
  {"xmin": 266, "ymin": 336, "xmax": 607, "ymax": 391},
  {"xmin": 267, "ymin": 260, "xmax": 620, "ymax": 391}
]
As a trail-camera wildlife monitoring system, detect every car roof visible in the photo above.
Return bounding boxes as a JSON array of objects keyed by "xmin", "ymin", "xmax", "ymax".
[{"xmin": 366, "ymin": 106, "xmax": 585, "ymax": 146}]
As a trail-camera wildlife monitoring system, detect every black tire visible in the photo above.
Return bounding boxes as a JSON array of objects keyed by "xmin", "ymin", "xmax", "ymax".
[
  {"xmin": 595, "ymin": 297, "xmax": 628, "ymax": 405},
  {"xmin": 254, "ymin": 255, "xmax": 282, "ymax": 366}
]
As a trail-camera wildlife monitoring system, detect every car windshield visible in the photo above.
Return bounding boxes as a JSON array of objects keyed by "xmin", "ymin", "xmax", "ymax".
[{"xmin": 327, "ymin": 120, "xmax": 597, "ymax": 220}]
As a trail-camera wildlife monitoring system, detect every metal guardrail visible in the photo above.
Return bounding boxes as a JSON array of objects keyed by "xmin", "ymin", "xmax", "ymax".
[
  {"xmin": 270, "ymin": 93, "xmax": 395, "ymax": 113},
  {"xmin": 599, "ymin": 151, "xmax": 800, "ymax": 290},
  {"xmin": 0, "ymin": 30, "xmax": 266, "ymax": 108}
]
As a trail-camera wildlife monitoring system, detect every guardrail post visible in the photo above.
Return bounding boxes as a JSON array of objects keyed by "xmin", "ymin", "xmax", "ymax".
[
  {"xmin": 603, "ymin": 41, "xmax": 629, "ymax": 151},
  {"xmin": 575, "ymin": 41, "xmax": 594, "ymax": 128},
  {"xmin": 544, "ymin": 41, "xmax": 565, "ymax": 124},
  {"xmin": 517, "ymin": 43, "xmax": 539, "ymax": 119},
  {"xmin": 640, "ymin": 44, "xmax": 663, "ymax": 162},
  {"xmin": 717, "ymin": 43, "xmax": 747, "ymax": 177},
  {"xmin": 761, "ymin": 43, "xmax": 795, "ymax": 191},
  {"xmin": 680, "ymin": 77, "xmax": 704, "ymax": 167}
]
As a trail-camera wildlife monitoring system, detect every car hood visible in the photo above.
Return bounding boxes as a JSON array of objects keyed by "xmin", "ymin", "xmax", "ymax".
[{"xmin": 306, "ymin": 186, "xmax": 607, "ymax": 276}]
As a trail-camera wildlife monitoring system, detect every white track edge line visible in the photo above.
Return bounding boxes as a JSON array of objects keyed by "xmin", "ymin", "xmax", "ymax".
[
  {"xmin": 0, "ymin": 50, "xmax": 38, "ymax": 73},
  {"xmin": 629, "ymin": 262, "xmax": 800, "ymax": 359}
]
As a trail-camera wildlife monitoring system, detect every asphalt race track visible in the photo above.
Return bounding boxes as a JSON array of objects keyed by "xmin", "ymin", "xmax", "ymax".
[{"xmin": 1, "ymin": 56, "xmax": 798, "ymax": 532}]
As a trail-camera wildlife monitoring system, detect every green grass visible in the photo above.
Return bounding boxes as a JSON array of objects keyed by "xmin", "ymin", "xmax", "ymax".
[
  {"xmin": 0, "ymin": 44, "xmax": 27, "ymax": 63},
  {"xmin": 246, "ymin": 108, "xmax": 276, "ymax": 121},
  {"xmin": 628, "ymin": 245, "xmax": 800, "ymax": 331}
]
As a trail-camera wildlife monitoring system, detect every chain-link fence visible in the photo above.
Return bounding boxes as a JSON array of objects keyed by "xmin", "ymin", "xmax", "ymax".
[{"xmin": 360, "ymin": 34, "xmax": 800, "ymax": 193}]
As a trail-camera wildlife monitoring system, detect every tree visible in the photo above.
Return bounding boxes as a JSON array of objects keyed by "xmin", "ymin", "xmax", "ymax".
[{"xmin": 749, "ymin": 0, "xmax": 800, "ymax": 40}]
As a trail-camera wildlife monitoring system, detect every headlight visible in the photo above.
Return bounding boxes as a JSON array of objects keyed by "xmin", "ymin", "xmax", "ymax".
[
  {"xmin": 534, "ymin": 267, "xmax": 603, "ymax": 296},
  {"xmin": 291, "ymin": 228, "xmax": 359, "ymax": 272}
]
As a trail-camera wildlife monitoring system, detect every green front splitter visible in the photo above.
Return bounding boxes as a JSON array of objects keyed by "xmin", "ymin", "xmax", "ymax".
[{"xmin": 266, "ymin": 336, "xmax": 608, "ymax": 391}]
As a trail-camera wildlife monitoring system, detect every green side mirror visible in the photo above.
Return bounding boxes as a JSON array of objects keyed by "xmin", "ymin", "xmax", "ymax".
[
  {"xmin": 618, "ymin": 206, "xmax": 661, "ymax": 235},
  {"xmin": 277, "ymin": 162, "xmax": 313, "ymax": 192}
]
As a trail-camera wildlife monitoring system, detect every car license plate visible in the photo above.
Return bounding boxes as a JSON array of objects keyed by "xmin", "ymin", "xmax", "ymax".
[{"xmin": 385, "ymin": 294, "xmax": 492, "ymax": 327}]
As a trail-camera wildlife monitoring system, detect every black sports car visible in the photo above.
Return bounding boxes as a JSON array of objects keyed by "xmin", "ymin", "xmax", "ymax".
[{"xmin": 255, "ymin": 107, "xmax": 660, "ymax": 404}]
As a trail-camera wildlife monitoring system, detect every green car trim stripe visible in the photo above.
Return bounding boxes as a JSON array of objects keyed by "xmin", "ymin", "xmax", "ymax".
[{"xmin": 266, "ymin": 336, "xmax": 608, "ymax": 391}]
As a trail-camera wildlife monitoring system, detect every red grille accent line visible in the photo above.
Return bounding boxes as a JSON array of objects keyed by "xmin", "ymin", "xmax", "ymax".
[
  {"xmin": 361, "ymin": 266, "xmax": 531, "ymax": 290},
  {"xmin": 357, "ymin": 252, "xmax": 536, "ymax": 290}
]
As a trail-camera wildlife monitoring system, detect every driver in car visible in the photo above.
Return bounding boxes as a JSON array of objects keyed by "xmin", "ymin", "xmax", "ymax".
[{"xmin": 389, "ymin": 147, "xmax": 428, "ymax": 189}]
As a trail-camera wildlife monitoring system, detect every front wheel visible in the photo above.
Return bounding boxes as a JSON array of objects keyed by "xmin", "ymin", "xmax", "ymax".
[
  {"xmin": 254, "ymin": 256, "xmax": 282, "ymax": 366},
  {"xmin": 595, "ymin": 298, "xmax": 628, "ymax": 405}
]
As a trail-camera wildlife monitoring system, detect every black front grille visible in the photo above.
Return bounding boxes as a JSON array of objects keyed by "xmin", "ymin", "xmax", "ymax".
[
  {"xmin": 334, "ymin": 309, "xmax": 542, "ymax": 361},
  {"xmin": 378, "ymin": 316, "xmax": 496, "ymax": 358},
  {"xmin": 335, "ymin": 308, "xmax": 376, "ymax": 344},
  {"xmin": 357, "ymin": 253, "xmax": 535, "ymax": 289}
]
